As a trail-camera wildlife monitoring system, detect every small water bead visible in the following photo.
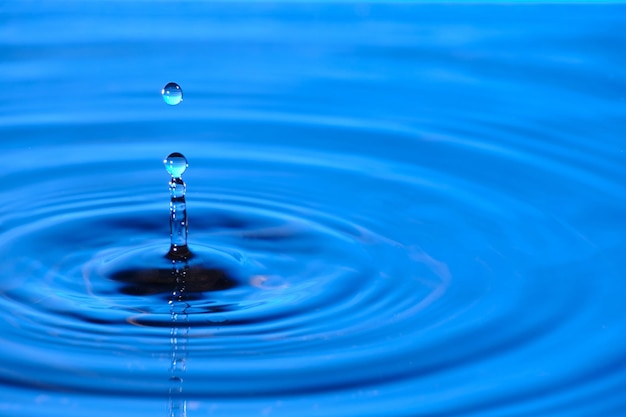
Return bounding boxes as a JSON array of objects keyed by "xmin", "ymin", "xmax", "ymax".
[
  {"xmin": 162, "ymin": 82, "xmax": 183, "ymax": 105},
  {"xmin": 164, "ymin": 152, "xmax": 188, "ymax": 178}
]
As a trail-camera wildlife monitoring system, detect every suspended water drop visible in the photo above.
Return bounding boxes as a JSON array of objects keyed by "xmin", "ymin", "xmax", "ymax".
[
  {"xmin": 164, "ymin": 152, "xmax": 188, "ymax": 178},
  {"xmin": 162, "ymin": 82, "xmax": 183, "ymax": 105}
]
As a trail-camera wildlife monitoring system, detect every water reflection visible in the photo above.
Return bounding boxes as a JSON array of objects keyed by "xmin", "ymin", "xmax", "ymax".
[{"xmin": 168, "ymin": 258, "xmax": 189, "ymax": 417}]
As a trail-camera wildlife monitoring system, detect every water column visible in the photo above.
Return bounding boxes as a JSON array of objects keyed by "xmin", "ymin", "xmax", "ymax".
[
  {"xmin": 165, "ymin": 152, "xmax": 190, "ymax": 417},
  {"xmin": 164, "ymin": 152, "xmax": 191, "ymax": 260}
]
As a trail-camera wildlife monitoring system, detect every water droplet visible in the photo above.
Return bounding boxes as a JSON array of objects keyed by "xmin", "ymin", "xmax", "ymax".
[
  {"xmin": 164, "ymin": 152, "xmax": 188, "ymax": 178},
  {"xmin": 162, "ymin": 82, "xmax": 183, "ymax": 105}
]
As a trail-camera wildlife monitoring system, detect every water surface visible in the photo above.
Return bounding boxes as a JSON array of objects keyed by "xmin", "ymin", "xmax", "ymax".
[{"xmin": 1, "ymin": 2, "xmax": 626, "ymax": 417}]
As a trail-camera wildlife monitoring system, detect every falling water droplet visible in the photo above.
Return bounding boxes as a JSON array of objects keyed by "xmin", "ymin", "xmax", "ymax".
[
  {"xmin": 164, "ymin": 152, "xmax": 188, "ymax": 178},
  {"xmin": 162, "ymin": 82, "xmax": 183, "ymax": 105}
]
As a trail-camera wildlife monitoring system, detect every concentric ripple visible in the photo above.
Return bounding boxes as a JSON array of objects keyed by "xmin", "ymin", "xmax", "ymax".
[
  {"xmin": 2, "ymin": 2, "xmax": 626, "ymax": 417},
  {"xmin": 2, "ymin": 120, "xmax": 625, "ymax": 416},
  {"xmin": 1, "ymin": 141, "xmax": 450, "ymax": 394}
]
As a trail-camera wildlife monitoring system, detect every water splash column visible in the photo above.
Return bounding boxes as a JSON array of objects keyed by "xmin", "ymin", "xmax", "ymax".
[
  {"xmin": 164, "ymin": 153, "xmax": 190, "ymax": 260},
  {"xmin": 164, "ymin": 152, "xmax": 191, "ymax": 417}
]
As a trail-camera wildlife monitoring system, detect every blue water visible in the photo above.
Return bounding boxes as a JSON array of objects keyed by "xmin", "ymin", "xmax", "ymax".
[{"xmin": 1, "ymin": 2, "xmax": 626, "ymax": 416}]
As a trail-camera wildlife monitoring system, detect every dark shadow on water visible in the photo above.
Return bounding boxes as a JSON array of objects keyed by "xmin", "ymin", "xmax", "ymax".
[{"xmin": 110, "ymin": 265, "xmax": 238, "ymax": 298}]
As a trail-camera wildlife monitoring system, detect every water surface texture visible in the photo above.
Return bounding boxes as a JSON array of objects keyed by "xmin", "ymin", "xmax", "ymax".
[{"xmin": 1, "ymin": 2, "xmax": 626, "ymax": 417}]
